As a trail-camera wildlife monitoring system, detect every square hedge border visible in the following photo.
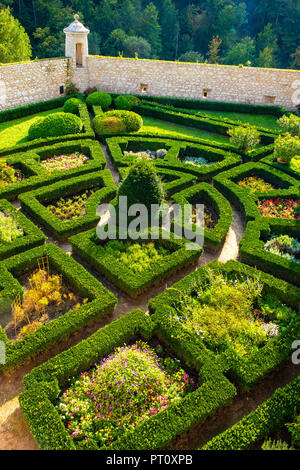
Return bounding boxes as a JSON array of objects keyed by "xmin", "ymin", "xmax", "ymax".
[
  {"xmin": 240, "ymin": 217, "xmax": 300, "ymax": 286},
  {"xmin": 0, "ymin": 139, "xmax": 106, "ymax": 201},
  {"xmin": 0, "ymin": 243, "xmax": 117, "ymax": 372},
  {"xmin": 0, "ymin": 100, "xmax": 94, "ymax": 158},
  {"xmin": 260, "ymin": 153, "xmax": 300, "ymax": 181},
  {"xmin": 213, "ymin": 161, "xmax": 300, "ymax": 223},
  {"xmin": 148, "ymin": 260, "xmax": 300, "ymax": 391},
  {"xmin": 202, "ymin": 375, "xmax": 300, "ymax": 450},
  {"xmin": 19, "ymin": 170, "xmax": 117, "ymax": 241},
  {"xmin": 118, "ymin": 166, "xmax": 197, "ymax": 197},
  {"xmin": 70, "ymin": 228, "xmax": 203, "ymax": 298},
  {"xmin": 0, "ymin": 199, "xmax": 46, "ymax": 260},
  {"xmin": 171, "ymin": 182, "xmax": 233, "ymax": 252},
  {"xmin": 106, "ymin": 136, "xmax": 242, "ymax": 179},
  {"xmin": 19, "ymin": 309, "xmax": 236, "ymax": 450}
]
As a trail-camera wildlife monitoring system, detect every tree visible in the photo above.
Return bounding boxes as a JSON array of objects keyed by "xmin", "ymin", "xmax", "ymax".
[
  {"xmin": 158, "ymin": 0, "xmax": 179, "ymax": 60},
  {"xmin": 257, "ymin": 47, "xmax": 274, "ymax": 68},
  {"xmin": 207, "ymin": 35, "xmax": 222, "ymax": 64},
  {"xmin": 103, "ymin": 29, "xmax": 127, "ymax": 56},
  {"xmin": 0, "ymin": 6, "xmax": 31, "ymax": 63},
  {"xmin": 123, "ymin": 36, "xmax": 151, "ymax": 59},
  {"xmin": 140, "ymin": 2, "xmax": 161, "ymax": 57},
  {"xmin": 224, "ymin": 37, "xmax": 255, "ymax": 66},
  {"xmin": 291, "ymin": 46, "xmax": 300, "ymax": 70},
  {"xmin": 178, "ymin": 51, "xmax": 204, "ymax": 63}
]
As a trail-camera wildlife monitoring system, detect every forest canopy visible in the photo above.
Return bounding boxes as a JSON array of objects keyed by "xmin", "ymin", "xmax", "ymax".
[{"xmin": 0, "ymin": 1, "xmax": 299, "ymax": 69}]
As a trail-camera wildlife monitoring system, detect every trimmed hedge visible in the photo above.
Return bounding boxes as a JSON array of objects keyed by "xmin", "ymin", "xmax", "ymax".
[
  {"xmin": 240, "ymin": 217, "xmax": 300, "ymax": 286},
  {"xmin": 0, "ymin": 243, "xmax": 117, "ymax": 372},
  {"xmin": 19, "ymin": 170, "xmax": 117, "ymax": 241},
  {"xmin": 261, "ymin": 152, "xmax": 300, "ymax": 181},
  {"xmin": 28, "ymin": 112, "xmax": 83, "ymax": 140},
  {"xmin": 0, "ymin": 101, "xmax": 94, "ymax": 157},
  {"xmin": 115, "ymin": 94, "xmax": 140, "ymax": 110},
  {"xmin": 0, "ymin": 199, "xmax": 46, "ymax": 260},
  {"xmin": 0, "ymin": 94, "xmax": 80, "ymax": 124},
  {"xmin": 0, "ymin": 140, "xmax": 106, "ymax": 201},
  {"xmin": 213, "ymin": 161, "xmax": 300, "ymax": 222},
  {"xmin": 86, "ymin": 91, "xmax": 112, "ymax": 110},
  {"xmin": 70, "ymin": 228, "xmax": 203, "ymax": 298},
  {"xmin": 148, "ymin": 259, "xmax": 300, "ymax": 391},
  {"xmin": 202, "ymin": 375, "xmax": 300, "ymax": 450},
  {"xmin": 106, "ymin": 136, "xmax": 242, "ymax": 179},
  {"xmin": 171, "ymin": 182, "xmax": 233, "ymax": 252},
  {"xmin": 20, "ymin": 309, "xmax": 235, "ymax": 450},
  {"xmin": 118, "ymin": 166, "xmax": 197, "ymax": 196},
  {"xmin": 63, "ymin": 98, "xmax": 81, "ymax": 115}
]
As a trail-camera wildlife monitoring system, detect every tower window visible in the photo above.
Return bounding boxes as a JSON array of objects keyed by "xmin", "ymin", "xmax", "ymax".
[{"xmin": 202, "ymin": 88, "xmax": 211, "ymax": 99}]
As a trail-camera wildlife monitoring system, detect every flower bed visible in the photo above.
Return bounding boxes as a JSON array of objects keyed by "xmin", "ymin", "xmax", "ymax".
[
  {"xmin": 57, "ymin": 340, "xmax": 196, "ymax": 447},
  {"xmin": 70, "ymin": 228, "xmax": 203, "ymax": 298},
  {"xmin": 237, "ymin": 176, "xmax": 275, "ymax": 193},
  {"xmin": 148, "ymin": 260, "xmax": 300, "ymax": 391},
  {"xmin": 0, "ymin": 243, "xmax": 117, "ymax": 372},
  {"xmin": 19, "ymin": 309, "xmax": 235, "ymax": 450},
  {"xmin": 0, "ymin": 199, "xmax": 45, "ymax": 261},
  {"xmin": 0, "ymin": 140, "xmax": 106, "ymax": 201},
  {"xmin": 240, "ymin": 218, "xmax": 300, "ymax": 286},
  {"xmin": 19, "ymin": 171, "xmax": 117, "ymax": 241},
  {"xmin": 0, "ymin": 161, "xmax": 23, "ymax": 186},
  {"xmin": 257, "ymin": 197, "xmax": 300, "ymax": 220},
  {"xmin": 106, "ymin": 136, "xmax": 242, "ymax": 180},
  {"xmin": 41, "ymin": 153, "xmax": 89, "ymax": 172},
  {"xmin": 172, "ymin": 183, "xmax": 232, "ymax": 252},
  {"xmin": 123, "ymin": 148, "xmax": 168, "ymax": 161},
  {"xmin": 213, "ymin": 161, "xmax": 300, "ymax": 222}
]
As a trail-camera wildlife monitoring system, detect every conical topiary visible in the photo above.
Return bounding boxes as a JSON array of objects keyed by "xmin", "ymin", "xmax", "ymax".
[{"xmin": 118, "ymin": 159, "xmax": 165, "ymax": 212}]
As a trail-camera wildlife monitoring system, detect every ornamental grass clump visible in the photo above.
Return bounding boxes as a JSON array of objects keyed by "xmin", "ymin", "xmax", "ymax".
[{"xmin": 56, "ymin": 341, "xmax": 196, "ymax": 447}]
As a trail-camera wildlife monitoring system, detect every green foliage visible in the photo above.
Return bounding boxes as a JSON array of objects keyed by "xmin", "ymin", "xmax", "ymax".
[
  {"xmin": 0, "ymin": 210, "xmax": 23, "ymax": 243},
  {"xmin": 28, "ymin": 112, "xmax": 83, "ymax": 140},
  {"xmin": 261, "ymin": 439, "xmax": 292, "ymax": 450},
  {"xmin": 123, "ymin": 36, "xmax": 152, "ymax": 59},
  {"xmin": 274, "ymin": 134, "xmax": 300, "ymax": 164},
  {"xmin": 227, "ymin": 126, "xmax": 261, "ymax": 152},
  {"xmin": 0, "ymin": 7, "xmax": 31, "ymax": 63},
  {"xmin": 63, "ymin": 98, "xmax": 81, "ymax": 115},
  {"xmin": 93, "ymin": 115, "xmax": 127, "ymax": 135},
  {"xmin": 278, "ymin": 114, "xmax": 300, "ymax": 137},
  {"xmin": 118, "ymin": 159, "xmax": 164, "ymax": 211},
  {"xmin": 178, "ymin": 51, "xmax": 204, "ymax": 63},
  {"xmin": 104, "ymin": 110, "xmax": 143, "ymax": 132},
  {"xmin": 115, "ymin": 95, "xmax": 140, "ymax": 110},
  {"xmin": 86, "ymin": 91, "xmax": 112, "ymax": 110}
]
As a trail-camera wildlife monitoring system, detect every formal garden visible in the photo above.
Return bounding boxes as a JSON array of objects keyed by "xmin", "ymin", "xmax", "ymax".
[{"xmin": 0, "ymin": 89, "xmax": 299, "ymax": 452}]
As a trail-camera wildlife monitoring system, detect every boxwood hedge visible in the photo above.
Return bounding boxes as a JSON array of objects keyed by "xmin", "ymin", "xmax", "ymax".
[
  {"xmin": 0, "ymin": 243, "xmax": 117, "ymax": 372},
  {"xmin": 19, "ymin": 309, "xmax": 236, "ymax": 450},
  {"xmin": 148, "ymin": 259, "xmax": 300, "ymax": 391},
  {"xmin": 0, "ymin": 199, "xmax": 46, "ymax": 260},
  {"xmin": 240, "ymin": 217, "xmax": 300, "ymax": 286},
  {"xmin": 70, "ymin": 228, "xmax": 203, "ymax": 298},
  {"xmin": 202, "ymin": 375, "xmax": 300, "ymax": 450},
  {"xmin": 213, "ymin": 161, "xmax": 300, "ymax": 222},
  {"xmin": 171, "ymin": 182, "xmax": 232, "ymax": 252},
  {"xmin": 261, "ymin": 152, "xmax": 300, "ymax": 181},
  {"xmin": 19, "ymin": 170, "xmax": 117, "ymax": 241},
  {"xmin": 0, "ymin": 140, "xmax": 107, "ymax": 201},
  {"xmin": 106, "ymin": 136, "xmax": 242, "ymax": 179}
]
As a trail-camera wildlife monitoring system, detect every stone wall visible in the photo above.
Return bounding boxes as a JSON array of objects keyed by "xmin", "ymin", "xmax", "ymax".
[
  {"xmin": 0, "ymin": 58, "xmax": 69, "ymax": 111},
  {"xmin": 86, "ymin": 56, "xmax": 300, "ymax": 110}
]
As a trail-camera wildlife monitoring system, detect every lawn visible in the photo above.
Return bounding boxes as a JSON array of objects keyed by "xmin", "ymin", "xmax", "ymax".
[
  {"xmin": 0, "ymin": 108, "xmax": 63, "ymax": 150},
  {"xmin": 138, "ymin": 116, "xmax": 230, "ymax": 144},
  {"xmin": 178, "ymin": 107, "xmax": 281, "ymax": 132}
]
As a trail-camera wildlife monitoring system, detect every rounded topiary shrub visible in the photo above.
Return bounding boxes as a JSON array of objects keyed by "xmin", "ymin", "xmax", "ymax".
[
  {"xmin": 118, "ymin": 159, "xmax": 165, "ymax": 211},
  {"xmin": 63, "ymin": 97, "xmax": 81, "ymax": 115},
  {"xmin": 93, "ymin": 115, "xmax": 127, "ymax": 135},
  {"xmin": 86, "ymin": 91, "xmax": 112, "ymax": 110},
  {"xmin": 105, "ymin": 110, "xmax": 143, "ymax": 132},
  {"xmin": 115, "ymin": 94, "xmax": 140, "ymax": 110},
  {"xmin": 28, "ymin": 112, "xmax": 83, "ymax": 140}
]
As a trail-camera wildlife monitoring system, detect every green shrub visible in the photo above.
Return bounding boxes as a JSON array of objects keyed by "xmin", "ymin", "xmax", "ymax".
[
  {"xmin": 227, "ymin": 125, "xmax": 261, "ymax": 152},
  {"xmin": 105, "ymin": 110, "xmax": 143, "ymax": 132},
  {"xmin": 278, "ymin": 114, "xmax": 300, "ymax": 136},
  {"xmin": 115, "ymin": 94, "xmax": 140, "ymax": 110},
  {"xmin": 93, "ymin": 115, "xmax": 127, "ymax": 135},
  {"xmin": 28, "ymin": 112, "xmax": 83, "ymax": 140},
  {"xmin": 274, "ymin": 133, "xmax": 300, "ymax": 164},
  {"xmin": 86, "ymin": 91, "xmax": 112, "ymax": 110},
  {"xmin": 118, "ymin": 159, "xmax": 164, "ymax": 211},
  {"xmin": 63, "ymin": 98, "xmax": 81, "ymax": 115}
]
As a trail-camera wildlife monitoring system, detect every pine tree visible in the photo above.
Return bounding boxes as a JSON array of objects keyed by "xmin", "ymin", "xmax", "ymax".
[{"xmin": 140, "ymin": 2, "xmax": 162, "ymax": 57}]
